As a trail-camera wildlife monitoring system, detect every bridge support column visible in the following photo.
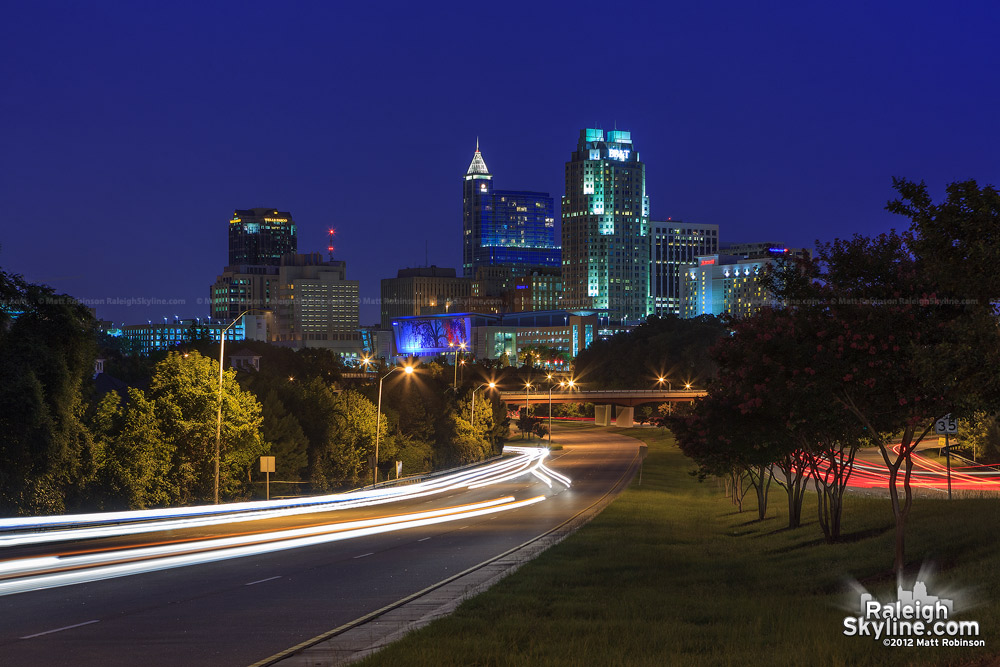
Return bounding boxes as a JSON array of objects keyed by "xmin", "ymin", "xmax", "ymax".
[
  {"xmin": 594, "ymin": 405, "xmax": 612, "ymax": 426},
  {"xmin": 615, "ymin": 406, "xmax": 634, "ymax": 428}
]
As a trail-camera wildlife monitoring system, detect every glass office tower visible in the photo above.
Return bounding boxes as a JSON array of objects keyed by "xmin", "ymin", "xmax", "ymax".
[
  {"xmin": 462, "ymin": 144, "xmax": 559, "ymax": 279},
  {"xmin": 561, "ymin": 128, "xmax": 650, "ymax": 321}
]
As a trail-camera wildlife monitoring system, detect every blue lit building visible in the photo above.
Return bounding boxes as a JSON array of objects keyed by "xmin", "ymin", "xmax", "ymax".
[
  {"xmin": 121, "ymin": 315, "xmax": 267, "ymax": 356},
  {"xmin": 390, "ymin": 310, "xmax": 600, "ymax": 366},
  {"xmin": 462, "ymin": 143, "xmax": 560, "ymax": 280}
]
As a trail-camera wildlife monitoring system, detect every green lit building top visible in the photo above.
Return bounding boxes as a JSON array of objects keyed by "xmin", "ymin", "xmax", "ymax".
[{"xmin": 561, "ymin": 128, "xmax": 651, "ymax": 321}]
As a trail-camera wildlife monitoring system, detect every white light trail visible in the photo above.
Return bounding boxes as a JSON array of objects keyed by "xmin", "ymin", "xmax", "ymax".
[
  {"xmin": 0, "ymin": 447, "xmax": 570, "ymax": 549},
  {"xmin": 0, "ymin": 496, "xmax": 546, "ymax": 598}
]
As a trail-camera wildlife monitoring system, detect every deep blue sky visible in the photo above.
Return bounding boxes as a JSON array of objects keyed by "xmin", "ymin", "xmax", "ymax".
[{"xmin": 3, "ymin": 1, "xmax": 998, "ymax": 326}]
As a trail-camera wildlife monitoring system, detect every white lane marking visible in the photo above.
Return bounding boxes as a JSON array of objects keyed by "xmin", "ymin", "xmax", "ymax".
[
  {"xmin": 245, "ymin": 576, "xmax": 281, "ymax": 586},
  {"xmin": 21, "ymin": 619, "xmax": 99, "ymax": 639},
  {"xmin": 417, "ymin": 537, "xmax": 431, "ymax": 542},
  {"xmin": 353, "ymin": 552, "xmax": 375, "ymax": 559}
]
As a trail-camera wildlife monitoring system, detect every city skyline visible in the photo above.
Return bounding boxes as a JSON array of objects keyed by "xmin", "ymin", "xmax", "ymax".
[{"xmin": 3, "ymin": 2, "xmax": 998, "ymax": 326}]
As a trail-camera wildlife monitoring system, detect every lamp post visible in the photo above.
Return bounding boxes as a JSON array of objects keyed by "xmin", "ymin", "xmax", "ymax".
[
  {"xmin": 523, "ymin": 382, "xmax": 534, "ymax": 440},
  {"xmin": 373, "ymin": 364, "xmax": 414, "ymax": 487},
  {"xmin": 215, "ymin": 308, "xmax": 270, "ymax": 504},
  {"xmin": 657, "ymin": 376, "xmax": 672, "ymax": 415},
  {"xmin": 470, "ymin": 381, "xmax": 497, "ymax": 436},
  {"xmin": 450, "ymin": 342, "xmax": 466, "ymax": 390},
  {"xmin": 547, "ymin": 375, "xmax": 558, "ymax": 445}
]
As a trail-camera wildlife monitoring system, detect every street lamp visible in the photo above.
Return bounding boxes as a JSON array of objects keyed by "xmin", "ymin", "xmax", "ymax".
[
  {"xmin": 470, "ymin": 381, "xmax": 497, "ymax": 436},
  {"xmin": 373, "ymin": 364, "xmax": 415, "ymax": 487},
  {"xmin": 449, "ymin": 341, "xmax": 467, "ymax": 390},
  {"xmin": 215, "ymin": 308, "xmax": 270, "ymax": 504},
  {"xmin": 523, "ymin": 381, "xmax": 534, "ymax": 440},
  {"xmin": 546, "ymin": 374, "xmax": 562, "ymax": 445},
  {"xmin": 657, "ymin": 376, "xmax": 672, "ymax": 391}
]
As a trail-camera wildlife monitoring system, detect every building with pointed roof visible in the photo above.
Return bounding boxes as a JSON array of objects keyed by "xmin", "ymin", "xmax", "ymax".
[{"xmin": 461, "ymin": 143, "xmax": 560, "ymax": 286}]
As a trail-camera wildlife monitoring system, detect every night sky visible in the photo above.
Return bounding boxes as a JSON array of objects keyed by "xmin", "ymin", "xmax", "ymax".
[{"xmin": 3, "ymin": 2, "xmax": 998, "ymax": 326}]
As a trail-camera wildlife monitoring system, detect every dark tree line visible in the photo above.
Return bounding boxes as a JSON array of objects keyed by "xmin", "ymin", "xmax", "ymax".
[{"xmin": 574, "ymin": 315, "xmax": 726, "ymax": 389}]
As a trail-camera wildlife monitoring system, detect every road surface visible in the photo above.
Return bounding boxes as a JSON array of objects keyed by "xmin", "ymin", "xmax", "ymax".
[{"xmin": 0, "ymin": 426, "xmax": 640, "ymax": 666}]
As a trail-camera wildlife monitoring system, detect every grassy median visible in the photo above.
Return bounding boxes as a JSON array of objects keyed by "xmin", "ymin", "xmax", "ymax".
[{"xmin": 355, "ymin": 428, "xmax": 1000, "ymax": 666}]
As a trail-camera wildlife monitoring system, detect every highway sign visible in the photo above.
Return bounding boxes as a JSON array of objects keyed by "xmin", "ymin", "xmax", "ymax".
[{"xmin": 934, "ymin": 414, "xmax": 958, "ymax": 435}]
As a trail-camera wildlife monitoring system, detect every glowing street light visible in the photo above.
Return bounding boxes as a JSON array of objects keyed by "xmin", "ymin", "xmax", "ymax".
[
  {"xmin": 524, "ymin": 381, "xmax": 534, "ymax": 440},
  {"xmin": 470, "ymin": 381, "xmax": 497, "ymax": 437},
  {"xmin": 546, "ymin": 374, "xmax": 573, "ymax": 445},
  {"xmin": 373, "ymin": 364, "xmax": 415, "ymax": 487},
  {"xmin": 449, "ymin": 341, "xmax": 467, "ymax": 390},
  {"xmin": 656, "ymin": 376, "xmax": 672, "ymax": 391}
]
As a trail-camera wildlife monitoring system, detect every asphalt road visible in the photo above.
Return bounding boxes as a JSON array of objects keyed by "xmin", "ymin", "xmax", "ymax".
[{"xmin": 0, "ymin": 426, "xmax": 640, "ymax": 667}]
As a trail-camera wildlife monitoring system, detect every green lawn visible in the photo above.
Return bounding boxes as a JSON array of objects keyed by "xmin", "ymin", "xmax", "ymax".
[{"xmin": 355, "ymin": 428, "xmax": 1000, "ymax": 666}]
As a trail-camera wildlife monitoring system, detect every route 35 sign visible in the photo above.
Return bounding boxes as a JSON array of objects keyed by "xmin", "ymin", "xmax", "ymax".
[{"xmin": 934, "ymin": 414, "xmax": 959, "ymax": 435}]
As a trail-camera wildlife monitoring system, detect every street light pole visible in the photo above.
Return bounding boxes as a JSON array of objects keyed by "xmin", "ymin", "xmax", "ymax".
[
  {"xmin": 471, "ymin": 381, "xmax": 496, "ymax": 436},
  {"xmin": 215, "ymin": 308, "xmax": 268, "ymax": 504},
  {"xmin": 450, "ymin": 342, "xmax": 466, "ymax": 390},
  {"xmin": 524, "ymin": 382, "xmax": 533, "ymax": 440},
  {"xmin": 548, "ymin": 379, "xmax": 557, "ymax": 445},
  {"xmin": 374, "ymin": 364, "xmax": 414, "ymax": 487}
]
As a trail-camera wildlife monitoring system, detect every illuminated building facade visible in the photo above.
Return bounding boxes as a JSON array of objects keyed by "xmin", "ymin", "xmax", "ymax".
[
  {"xmin": 122, "ymin": 316, "xmax": 266, "ymax": 356},
  {"xmin": 651, "ymin": 222, "xmax": 719, "ymax": 316},
  {"xmin": 462, "ymin": 144, "xmax": 560, "ymax": 280},
  {"xmin": 228, "ymin": 208, "xmax": 297, "ymax": 266},
  {"xmin": 390, "ymin": 310, "xmax": 599, "ymax": 366},
  {"xmin": 272, "ymin": 253, "xmax": 360, "ymax": 355},
  {"xmin": 681, "ymin": 245, "xmax": 809, "ymax": 318},
  {"xmin": 561, "ymin": 128, "xmax": 650, "ymax": 321},
  {"xmin": 506, "ymin": 268, "xmax": 562, "ymax": 312},
  {"xmin": 210, "ymin": 267, "xmax": 279, "ymax": 322}
]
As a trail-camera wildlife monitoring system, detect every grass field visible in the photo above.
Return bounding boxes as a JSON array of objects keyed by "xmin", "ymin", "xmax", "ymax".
[{"xmin": 354, "ymin": 428, "xmax": 1000, "ymax": 666}]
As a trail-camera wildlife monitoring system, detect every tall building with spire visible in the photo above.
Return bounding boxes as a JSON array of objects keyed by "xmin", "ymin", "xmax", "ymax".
[
  {"xmin": 561, "ymin": 128, "xmax": 650, "ymax": 321},
  {"xmin": 461, "ymin": 142, "xmax": 559, "ymax": 283}
]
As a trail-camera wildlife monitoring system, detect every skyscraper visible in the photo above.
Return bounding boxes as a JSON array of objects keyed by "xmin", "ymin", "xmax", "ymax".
[
  {"xmin": 462, "ymin": 143, "xmax": 559, "ymax": 281},
  {"xmin": 651, "ymin": 221, "xmax": 719, "ymax": 316},
  {"xmin": 228, "ymin": 208, "xmax": 297, "ymax": 266},
  {"xmin": 561, "ymin": 128, "xmax": 650, "ymax": 321}
]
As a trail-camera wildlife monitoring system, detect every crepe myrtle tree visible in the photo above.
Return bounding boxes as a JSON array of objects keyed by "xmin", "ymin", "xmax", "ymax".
[{"xmin": 769, "ymin": 221, "xmax": 1000, "ymax": 570}]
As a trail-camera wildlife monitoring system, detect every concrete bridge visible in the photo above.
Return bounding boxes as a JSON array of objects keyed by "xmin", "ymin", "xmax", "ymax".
[
  {"xmin": 498, "ymin": 388, "xmax": 706, "ymax": 428},
  {"xmin": 498, "ymin": 389, "xmax": 704, "ymax": 408}
]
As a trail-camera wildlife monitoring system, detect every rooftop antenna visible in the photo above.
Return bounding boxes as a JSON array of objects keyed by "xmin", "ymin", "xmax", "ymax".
[
  {"xmin": 476, "ymin": 136, "xmax": 479, "ymax": 152},
  {"xmin": 327, "ymin": 227, "xmax": 336, "ymax": 261}
]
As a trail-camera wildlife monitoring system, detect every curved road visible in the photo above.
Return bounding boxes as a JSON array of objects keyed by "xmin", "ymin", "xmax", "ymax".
[{"xmin": 0, "ymin": 426, "xmax": 639, "ymax": 667}]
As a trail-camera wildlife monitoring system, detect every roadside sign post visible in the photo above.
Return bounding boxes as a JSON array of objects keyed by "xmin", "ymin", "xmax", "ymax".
[
  {"xmin": 934, "ymin": 415, "xmax": 958, "ymax": 500},
  {"xmin": 260, "ymin": 456, "xmax": 276, "ymax": 500}
]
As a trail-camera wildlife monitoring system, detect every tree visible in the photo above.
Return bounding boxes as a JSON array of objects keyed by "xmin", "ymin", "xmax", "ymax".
[
  {"xmin": 145, "ymin": 351, "xmax": 265, "ymax": 504},
  {"xmin": 0, "ymin": 273, "xmax": 97, "ymax": 514},
  {"xmin": 259, "ymin": 390, "xmax": 308, "ymax": 483},
  {"xmin": 957, "ymin": 412, "xmax": 1000, "ymax": 462},
  {"xmin": 86, "ymin": 389, "xmax": 172, "ymax": 509},
  {"xmin": 574, "ymin": 315, "xmax": 725, "ymax": 389},
  {"xmin": 766, "ymin": 178, "xmax": 1000, "ymax": 570}
]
